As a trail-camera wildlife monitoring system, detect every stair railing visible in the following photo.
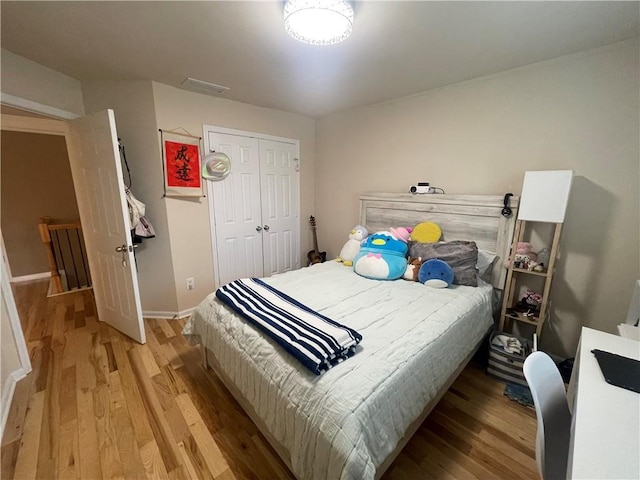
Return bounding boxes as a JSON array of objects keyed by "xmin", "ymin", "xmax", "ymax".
[{"xmin": 38, "ymin": 217, "xmax": 91, "ymax": 294}]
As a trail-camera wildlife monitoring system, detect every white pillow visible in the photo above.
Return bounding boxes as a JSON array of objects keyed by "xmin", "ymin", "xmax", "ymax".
[{"xmin": 477, "ymin": 249, "xmax": 497, "ymax": 283}]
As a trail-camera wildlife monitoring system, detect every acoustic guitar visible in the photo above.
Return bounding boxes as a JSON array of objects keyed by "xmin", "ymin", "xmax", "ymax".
[{"xmin": 307, "ymin": 215, "xmax": 326, "ymax": 266}]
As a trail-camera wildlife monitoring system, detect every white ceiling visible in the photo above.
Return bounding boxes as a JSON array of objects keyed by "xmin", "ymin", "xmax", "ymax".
[{"xmin": 1, "ymin": 1, "xmax": 638, "ymax": 118}]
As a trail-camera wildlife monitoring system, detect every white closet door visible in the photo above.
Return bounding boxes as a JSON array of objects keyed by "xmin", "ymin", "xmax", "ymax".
[
  {"xmin": 208, "ymin": 132, "xmax": 263, "ymax": 285},
  {"xmin": 259, "ymin": 139, "xmax": 300, "ymax": 276}
]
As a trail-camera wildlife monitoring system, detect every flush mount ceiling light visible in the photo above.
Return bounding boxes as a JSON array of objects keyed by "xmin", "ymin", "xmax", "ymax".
[{"xmin": 284, "ymin": 0, "xmax": 354, "ymax": 45}]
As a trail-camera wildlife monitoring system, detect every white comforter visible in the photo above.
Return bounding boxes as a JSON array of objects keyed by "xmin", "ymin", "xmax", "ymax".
[{"xmin": 183, "ymin": 261, "xmax": 493, "ymax": 480}]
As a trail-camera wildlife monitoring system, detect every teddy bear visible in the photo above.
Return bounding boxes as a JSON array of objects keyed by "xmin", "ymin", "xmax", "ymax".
[
  {"xmin": 403, "ymin": 257, "xmax": 423, "ymax": 281},
  {"xmin": 336, "ymin": 225, "xmax": 368, "ymax": 266}
]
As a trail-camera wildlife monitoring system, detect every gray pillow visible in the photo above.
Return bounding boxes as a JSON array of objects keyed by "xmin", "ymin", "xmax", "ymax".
[{"xmin": 409, "ymin": 240, "xmax": 478, "ymax": 287}]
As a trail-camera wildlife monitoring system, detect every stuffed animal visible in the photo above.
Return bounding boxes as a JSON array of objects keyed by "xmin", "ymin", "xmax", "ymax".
[
  {"xmin": 390, "ymin": 226, "xmax": 412, "ymax": 243},
  {"xmin": 353, "ymin": 231, "xmax": 408, "ymax": 280},
  {"xmin": 528, "ymin": 260, "xmax": 545, "ymax": 272},
  {"xmin": 410, "ymin": 222, "xmax": 442, "ymax": 243},
  {"xmin": 505, "ymin": 242, "xmax": 538, "ymax": 269},
  {"xmin": 336, "ymin": 225, "xmax": 368, "ymax": 266},
  {"xmin": 418, "ymin": 258, "xmax": 454, "ymax": 288},
  {"xmin": 514, "ymin": 253, "xmax": 534, "ymax": 269},
  {"xmin": 403, "ymin": 257, "xmax": 423, "ymax": 281}
]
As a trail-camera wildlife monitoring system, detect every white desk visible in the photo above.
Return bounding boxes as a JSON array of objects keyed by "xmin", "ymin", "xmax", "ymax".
[{"xmin": 567, "ymin": 327, "xmax": 640, "ymax": 480}]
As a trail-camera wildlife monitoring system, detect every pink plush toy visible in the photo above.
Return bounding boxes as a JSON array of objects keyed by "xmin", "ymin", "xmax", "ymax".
[
  {"xmin": 504, "ymin": 242, "xmax": 538, "ymax": 269},
  {"xmin": 390, "ymin": 226, "xmax": 413, "ymax": 243},
  {"xmin": 516, "ymin": 242, "xmax": 537, "ymax": 260}
]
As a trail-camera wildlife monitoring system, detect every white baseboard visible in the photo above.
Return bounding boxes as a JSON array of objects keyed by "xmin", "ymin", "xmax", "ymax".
[
  {"xmin": 1, "ymin": 367, "xmax": 29, "ymax": 442},
  {"xmin": 142, "ymin": 307, "xmax": 195, "ymax": 320},
  {"xmin": 11, "ymin": 272, "xmax": 51, "ymax": 283}
]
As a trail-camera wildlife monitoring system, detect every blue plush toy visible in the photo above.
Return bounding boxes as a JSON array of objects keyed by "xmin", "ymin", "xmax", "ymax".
[
  {"xmin": 353, "ymin": 232, "xmax": 408, "ymax": 280},
  {"xmin": 418, "ymin": 258, "xmax": 454, "ymax": 288}
]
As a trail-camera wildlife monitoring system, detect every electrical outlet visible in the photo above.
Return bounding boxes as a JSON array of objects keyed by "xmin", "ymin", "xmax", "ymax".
[{"xmin": 186, "ymin": 277, "xmax": 195, "ymax": 290}]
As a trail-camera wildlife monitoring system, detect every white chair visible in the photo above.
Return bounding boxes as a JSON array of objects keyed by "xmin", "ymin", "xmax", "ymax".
[
  {"xmin": 618, "ymin": 280, "xmax": 640, "ymax": 339},
  {"xmin": 523, "ymin": 351, "xmax": 572, "ymax": 480}
]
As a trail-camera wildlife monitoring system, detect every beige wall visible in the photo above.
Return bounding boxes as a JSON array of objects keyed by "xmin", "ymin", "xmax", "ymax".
[
  {"xmin": 316, "ymin": 41, "xmax": 640, "ymax": 358},
  {"xmin": 1, "ymin": 49, "xmax": 85, "ymax": 117},
  {"xmin": 82, "ymin": 81, "xmax": 179, "ymax": 315},
  {"xmin": 151, "ymin": 82, "xmax": 316, "ymax": 312},
  {"xmin": 1, "ymin": 131, "xmax": 79, "ymax": 277},
  {"xmin": 82, "ymin": 80, "xmax": 316, "ymax": 315}
]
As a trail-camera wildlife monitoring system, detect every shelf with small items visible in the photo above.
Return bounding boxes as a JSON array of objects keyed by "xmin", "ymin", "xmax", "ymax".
[
  {"xmin": 503, "ymin": 309, "xmax": 544, "ymax": 326},
  {"xmin": 499, "ymin": 219, "xmax": 562, "ymax": 339},
  {"xmin": 511, "ymin": 267, "xmax": 551, "ymax": 277},
  {"xmin": 499, "ymin": 170, "xmax": 573, "ymax": 342}
]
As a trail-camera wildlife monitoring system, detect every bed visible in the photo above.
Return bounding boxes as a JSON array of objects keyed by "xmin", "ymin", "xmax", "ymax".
[{"xmin": 183, "ymin": 192, "xmax": 519, "ymax": 480}]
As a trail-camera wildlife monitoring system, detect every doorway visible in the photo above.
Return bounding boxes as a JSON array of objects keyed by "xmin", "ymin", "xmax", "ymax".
[
  {"xmin": 1, "ymin": 109, "xmax": 146, "ymax": 345},
  {"xmin": 1, "ymin": 104, "xmax": 147, "ymax": 438},
  {"xmin": 1, "ymin": 129, "xmax": 85, "ymax": 290}
]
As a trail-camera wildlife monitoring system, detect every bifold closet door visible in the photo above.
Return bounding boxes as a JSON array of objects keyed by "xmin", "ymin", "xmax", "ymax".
[
  {"xmin": 209, "ymin": 132, "xmax": 264, "ymax": 285},
  {"xmin": 259, "ymin": 139, "xmax": 299, "ymax": 276}
]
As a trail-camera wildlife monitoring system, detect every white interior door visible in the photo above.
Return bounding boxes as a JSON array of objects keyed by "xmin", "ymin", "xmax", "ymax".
[
  {"xmin": 208, "ymin": 132, "xmax": 263, "ymax": 285},
  {"xmin": 68, "ymin": 110, "xmax": 145, "ymax": 344},
  {"xmin": 259, "ymin": 139, "xmax": 300, "ymax": 276}
]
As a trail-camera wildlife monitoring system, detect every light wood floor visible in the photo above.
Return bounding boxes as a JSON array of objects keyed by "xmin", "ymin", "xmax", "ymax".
[{"xmin": 2, "ymin": 280, "xmax": 538, "ymax": 480}]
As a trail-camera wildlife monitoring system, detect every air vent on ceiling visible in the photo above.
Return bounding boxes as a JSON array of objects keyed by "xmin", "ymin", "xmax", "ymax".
[{"xmin": 180, "ymin": 77, "xmax": 230, "ymax": 96}]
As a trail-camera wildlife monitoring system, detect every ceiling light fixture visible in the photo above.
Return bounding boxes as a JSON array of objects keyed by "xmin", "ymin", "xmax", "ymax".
[{"xmin": 284, "ymin": 0, "xmax": 354, "ymax": 45}]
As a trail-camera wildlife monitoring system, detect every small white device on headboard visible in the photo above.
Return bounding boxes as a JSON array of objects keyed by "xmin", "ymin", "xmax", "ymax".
[{"xmin": 409, "ymin": 182, "xmax": 433, "ymax": 194}]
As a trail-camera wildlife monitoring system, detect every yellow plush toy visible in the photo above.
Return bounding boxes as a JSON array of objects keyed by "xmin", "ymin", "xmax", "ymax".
[{"xmin": 410, "ymin": 222, "xmax": 442, "ymax": 243}]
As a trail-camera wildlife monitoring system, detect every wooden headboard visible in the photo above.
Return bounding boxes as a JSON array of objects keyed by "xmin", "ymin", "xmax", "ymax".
[{"xmin": 360, "ymin": 193, "xmax": 519, "ymax": 290}]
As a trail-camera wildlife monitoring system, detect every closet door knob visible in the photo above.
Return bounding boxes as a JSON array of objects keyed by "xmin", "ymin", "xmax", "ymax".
[
  {"xmin": 256, "ymin": 226, "xmax": 262, "ymax": 232},
  {"xmin": 263, "ymin": 225, "xmax": 270, "ymax": 231}
]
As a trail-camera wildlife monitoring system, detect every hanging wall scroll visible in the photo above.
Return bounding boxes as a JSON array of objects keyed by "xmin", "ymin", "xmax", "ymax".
[{"xmin": 160, "ymin": 129, "xmax": 204, "ymax": 197}]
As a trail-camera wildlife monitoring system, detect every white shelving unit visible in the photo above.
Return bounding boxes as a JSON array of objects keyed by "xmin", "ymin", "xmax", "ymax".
[{"xmin": 499, "ymin": 219, "xmax": 563, "ymax": 339}]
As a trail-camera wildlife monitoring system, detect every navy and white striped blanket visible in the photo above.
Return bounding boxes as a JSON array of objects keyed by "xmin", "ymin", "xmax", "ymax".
[{"xmin": 216, "ymin": 278, "xmax": 362, "ymax": 375}]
